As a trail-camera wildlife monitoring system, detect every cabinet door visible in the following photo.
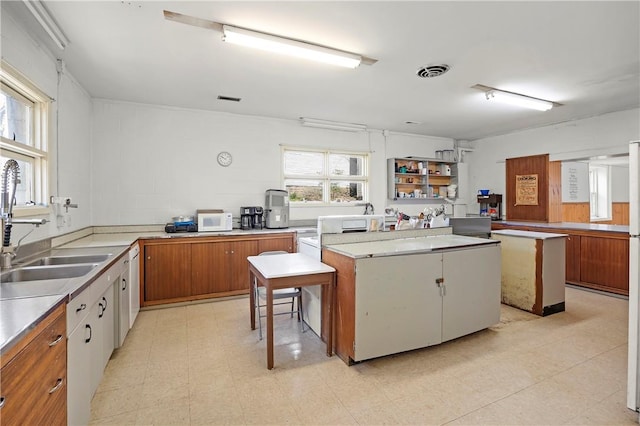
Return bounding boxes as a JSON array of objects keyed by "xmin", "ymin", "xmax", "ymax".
[
  {"xmin": 67, "ymin": 321, "xmax": 92, "ymax": 426},
  {"xmin": 101, "ymin": 283, "xmax": 116, "ymax": 371},
  {"xmin": 565, "ymin": 234, "xmax": 581, "ymax": 283},
  {"xmin": 580, "ymin": 236, "xmax": 629, "ymax": 292},
  {"xmin": 258, "ymin": 235, "xmax": 294, "ymax": 253},
  {"xmin": 191, "ymin": 242, "xmax": 228, "ymax": 295},
  {"xmin": 229, "ymin": 240, "xmax": 258, "ymax": 291},
  {"xmin": 144, "ymin": 244, "xmax": 191, "ymax": 301},
  {"xmin": 89, "ymin": 301, "xmax": 103, "ymax": 396},
  {"xmin": 118, "ymin": 267, "xmax": 131, "ymax": 347},
  {"xmin": 353, "ymin": 253, "xmax": 443, "ymax": 362},
  {"xmin": 442, "ymin": 245, "xmax": 501, "ymax": 342}
]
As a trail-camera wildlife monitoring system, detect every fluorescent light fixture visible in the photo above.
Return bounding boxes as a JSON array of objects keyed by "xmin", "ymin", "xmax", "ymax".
[
  {"xmin": 222, "ymin": 25, "xmax": 362, "ymax": 69},
  {"xmin": 485, "ymin": 89, "xmax": 553, "ymax": 111},
  {"xmin": 300, "ymin": 118, "xmax": 367, "ymax": 132},
  {"xmin": 22, "ymin": 0, "xmax": 69, "ymax": 50}
]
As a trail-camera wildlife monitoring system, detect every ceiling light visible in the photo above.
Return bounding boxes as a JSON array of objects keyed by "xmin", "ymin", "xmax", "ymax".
[
  {"xmin": 222, "ymin": 25, "xmax": 362, "ymax": 69},
  {"xmin": 300, "ymin": 118, "xmax": 367, "ymax": 132},
  {"xmin": 22, "ymin": 0, "xmax": 69, "ymax": 50},
  {"xmin": 485, "ymin": 89, "xmax": 554, "ymax": 111}
]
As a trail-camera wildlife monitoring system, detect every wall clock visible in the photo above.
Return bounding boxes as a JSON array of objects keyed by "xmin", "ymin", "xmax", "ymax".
[{"xmin": 217, "ymin": 151, "xmax": 232, "ymax": 167}]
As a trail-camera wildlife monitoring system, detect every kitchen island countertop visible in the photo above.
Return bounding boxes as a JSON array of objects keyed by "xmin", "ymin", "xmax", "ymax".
[{"xmin": 324, "ymin": 234, "xmax": 499, "ymax": 259}]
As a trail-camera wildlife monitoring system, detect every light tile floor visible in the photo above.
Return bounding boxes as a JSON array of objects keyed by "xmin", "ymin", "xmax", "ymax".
[{"xmin": 90, "ymin": 287, "xmax": 638, "ymax": 425}]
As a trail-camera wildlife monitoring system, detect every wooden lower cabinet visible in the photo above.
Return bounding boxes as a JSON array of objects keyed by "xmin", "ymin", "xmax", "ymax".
[
  {"xmin": 141, "ymin": 233, "xmax": 294, "ymax": 306},
  {"xmin": 580, "ymin": 236, "xmax": 629, "ymax": 293},
  {"xmin": 0, "ymin": 303, "xmax": 67, "ymax": 426},
  {"xmin": 492, "ymin": 222, "xmax": 629, "ymax": 295},
  {"xmin": 144, "ymin": 243, "xmax": 192, "ymax": 301},
  {"xmin": 191, "ymin": 240, "xmax": 258, "ymax": 295}
]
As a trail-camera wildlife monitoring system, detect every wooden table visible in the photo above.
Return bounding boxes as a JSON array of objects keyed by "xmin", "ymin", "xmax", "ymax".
[{"xmin": 248, "ymin": 253, "xmax": 336, "ymax": 369}]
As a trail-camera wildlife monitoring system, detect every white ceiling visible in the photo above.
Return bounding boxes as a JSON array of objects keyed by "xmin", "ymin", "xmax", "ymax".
[{"xmin": 6, "ymin": 1, "xmax": 640, "ymax": 141}]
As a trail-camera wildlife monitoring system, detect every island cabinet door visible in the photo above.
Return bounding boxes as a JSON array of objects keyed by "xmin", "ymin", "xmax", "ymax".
[
  {"xmin": 353, "ymin": 253, "xmax": 443, "ymax": 362},
  {"xmin": 441, "ymin": 245, "xmax": 501, "ymax": 342}
]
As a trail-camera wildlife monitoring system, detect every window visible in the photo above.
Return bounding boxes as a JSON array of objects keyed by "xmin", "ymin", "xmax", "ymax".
[
  {"xmin": 589, "ymin": 164, "xmax": 611, "ymax": 221},
  {"xmin": 0, "ymin": 61, "xmax": 49, "ymax": 215},
  {"xmin": 283, "ymin": 147, "xmax": 369, "ymax": 205}
]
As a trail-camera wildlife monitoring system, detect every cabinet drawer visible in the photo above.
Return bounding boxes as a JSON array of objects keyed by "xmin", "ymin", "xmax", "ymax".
[
  {"xmin": 67, "ymin": 286, "xmax": 93, "ymax": 334},
  {"xmin": 1, "ymin": 311, "xmax": 67, "ymax": 425}
]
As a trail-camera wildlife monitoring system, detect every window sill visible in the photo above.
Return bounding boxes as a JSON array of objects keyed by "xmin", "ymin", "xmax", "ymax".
[
  {"xmin": 11, "ymin": 206, "xmax": 50, "ymax": 217},
  {"xmin": 590, "ymin": 217, "xmax": 612, "ymax": 222}
]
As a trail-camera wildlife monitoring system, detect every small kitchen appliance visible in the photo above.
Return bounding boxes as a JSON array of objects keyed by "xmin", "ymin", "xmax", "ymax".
[
  {"xmin": 165, "ymin": 216, "xmax": 197, "ymax": 233},
  {"xmin": 252, "ymin": 206, "xmax": 264, "ymax": 229},
  {"xmin": 240, "ymin": 206, "xmax": 264, "ymax": 230},
  {"xmin": 264, "ymin": 189, "xmax": 289, "ymax": 229},
  {"xmin": 197, "ymin": 209, "xmax": 233, "ymax": 232}
]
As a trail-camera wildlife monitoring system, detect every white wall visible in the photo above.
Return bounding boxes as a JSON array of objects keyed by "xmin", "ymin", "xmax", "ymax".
[
  {"xmin": 464, "ymin": 109, "xmax": 640, "ymax": 215},
  {"xmin": 91, "ymin": 99, "xmax": 455, "ymax": 225},
  {"xmin": 1, "ymin": 5, "xmax": 93, "ymax": 244}
]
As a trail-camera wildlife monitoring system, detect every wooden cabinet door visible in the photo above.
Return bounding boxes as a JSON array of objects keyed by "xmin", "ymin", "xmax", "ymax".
[
  {"xmin": 580, "ymin": 236, "xmax": 629, "ymax": 292},
  {"xmin": 191, "ymin": 242, "xmax": 228, "ymax": 295},
  {"xmin": 258, "ymin": 235, "xmax": 293, "ymax": 253},
  {"xmin": 144, "ymin": 244, "xmax": 191, "ymax": 301},
  {"xmin": 565, "ymin": 234, "xmax": 581, "ymax": 283},
  {"xmin": 228, "ymin": 240, "xmax": 258, "ymax": 291}
]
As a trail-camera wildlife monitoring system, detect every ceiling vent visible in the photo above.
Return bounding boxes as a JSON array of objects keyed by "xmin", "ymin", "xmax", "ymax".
[{"xmin": 416, "ymin": 64, "xmax": 450, "ymax": 78}]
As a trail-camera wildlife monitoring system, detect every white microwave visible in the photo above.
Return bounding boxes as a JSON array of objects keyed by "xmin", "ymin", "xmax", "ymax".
[{"xmin": 197, "ymin": 210, "xmax": 233, "ymax": 232}]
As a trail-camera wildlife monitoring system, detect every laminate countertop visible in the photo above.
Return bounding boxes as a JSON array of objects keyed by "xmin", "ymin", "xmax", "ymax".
[
  {"xmin": 493, "ymin": 220, "xmax": 628, "ymax": 234},
  {"xmin": 60, "ymin": 228, "xmax": 303, "ymax": 248},
  {"xmin": 324, "ymin": 234, "xmax": 499, "ymax": 259}
]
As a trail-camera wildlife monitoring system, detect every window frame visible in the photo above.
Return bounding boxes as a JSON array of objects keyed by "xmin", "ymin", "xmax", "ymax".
[
  {"xmin": 588, "ymin": 164, "xmax": 611, "ymax": 221},
  {"xmin": 282, "ymin": 146, "xmax": 369, "ymax": 206},
  {"xmin": 1, "ymin": 61, "xmax": 50, "ymax": 217}
]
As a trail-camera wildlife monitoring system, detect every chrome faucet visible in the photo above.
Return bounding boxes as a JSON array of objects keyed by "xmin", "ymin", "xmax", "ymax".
[{"xmin": 1, "ymin": 160, "xmax": 47, "ymax": 270}]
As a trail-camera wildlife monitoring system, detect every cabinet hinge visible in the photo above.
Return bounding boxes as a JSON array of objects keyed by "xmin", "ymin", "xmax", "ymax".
[{"xmin": 353, "ymin": 341, "xmax": 356, "ymax": 352}]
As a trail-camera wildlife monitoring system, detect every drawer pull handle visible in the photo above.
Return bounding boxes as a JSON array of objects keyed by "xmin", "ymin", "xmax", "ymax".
[
  {"xmin": 98, "ymin": 302, "xmax": 105, "ymax": 318},
  {"xmin": 122, "ymin": 278, "xmax": 127, "ymax": 291},
  {"xmin": 85, "ymin": 324, "xmax": 92, "ymax": 343},
  {"xmin": 0, "ymin": 396, "xmax": 5, "ymax": 409},
  {"xmin": 49, "ymin": 378, "xmax": 64, "ymax": 394},
  {"xmin": 49, "ymin": 335, "xmax": 63, "ymax": 347},
  {"xmin": 76, "ymin": 303, "xmax": 87, "ymax": 313}
]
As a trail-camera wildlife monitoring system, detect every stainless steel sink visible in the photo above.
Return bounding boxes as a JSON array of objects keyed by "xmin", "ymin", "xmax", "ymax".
[
  {"xmin": 1, "ymin": 264, "xmax": 98, "ymax": 283},
  {"xmin": 23, "ymin": 254, "xmax": 111, "ymax": 267}
]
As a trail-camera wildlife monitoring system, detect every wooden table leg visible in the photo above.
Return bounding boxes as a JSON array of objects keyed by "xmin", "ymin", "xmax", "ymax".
[
  {"xmin": 249, "ymin": 270, "xmax": 256, "ymax": 330},
  {"xmin": 266, "ymin": 283, "xmax": 274, "ymax": 369}
]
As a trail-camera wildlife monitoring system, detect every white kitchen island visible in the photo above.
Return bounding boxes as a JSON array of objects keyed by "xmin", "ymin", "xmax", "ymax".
[{"xmin": 322, "ymin": 234, "xmax": 501, "ymax": 364}]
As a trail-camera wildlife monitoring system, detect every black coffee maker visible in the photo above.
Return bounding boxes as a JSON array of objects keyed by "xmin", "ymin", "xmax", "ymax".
[
  {"xmin": 252, "ymin": 206, "xmax": 264, "ymax": 229},
  {"xmin": 240, "ymin": 206, "xmax": 263, "ymax": 230}
]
